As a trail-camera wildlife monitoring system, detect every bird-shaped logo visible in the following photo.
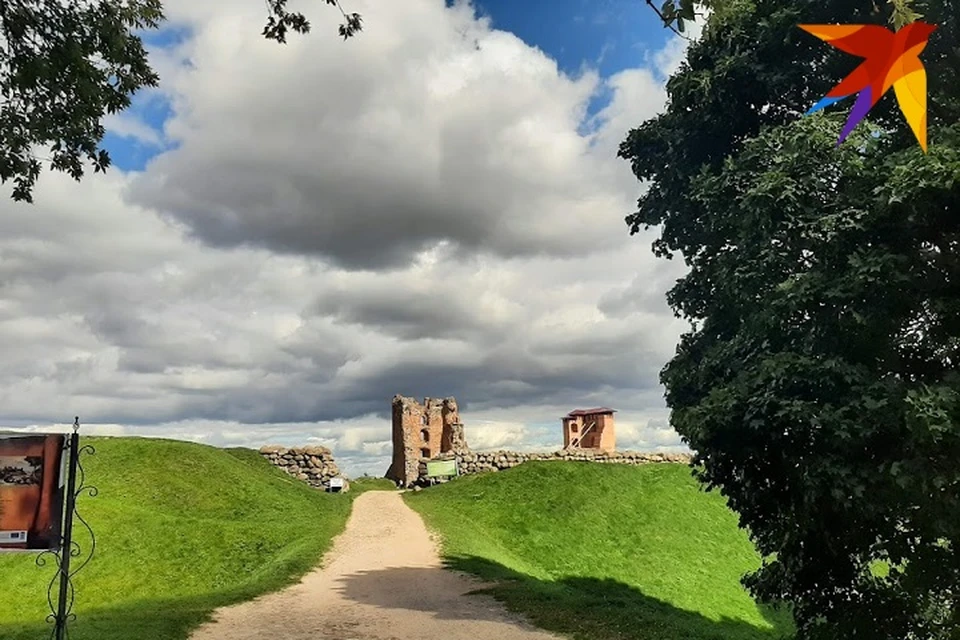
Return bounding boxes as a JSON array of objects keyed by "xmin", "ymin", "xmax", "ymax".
[{"xmin": 799, "ymin": 21, "xmax": 937, "ymax": 152}]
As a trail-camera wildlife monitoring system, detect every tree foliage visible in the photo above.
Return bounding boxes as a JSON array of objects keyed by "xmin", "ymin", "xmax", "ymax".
[
  {"xmin": 262, "ymin": 0, "xmax": 361, "ymax": 44},
  {"xmin": 645, "ymin": 0, "xmax": 700, "ymax": 36},
  {"xmin": 0, "ymin": 0, "xmax": 360, "ymax": 203},
  {"xmin": 624, "ymin": 0, "xmax": 959, "ymax": 638},
  {"xmin": 653, "ymin": 0, "xmax": 929, "ymax": 33}
]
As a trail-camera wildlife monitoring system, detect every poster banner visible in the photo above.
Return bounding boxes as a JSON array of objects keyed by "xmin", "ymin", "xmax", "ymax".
[
  {"xmin": 425, "ymin": 459, "xmax": 458, "ymax": 478},
  {"xmin": 0, "ymin": 433, "xmax": 65, "ymax": 552}
]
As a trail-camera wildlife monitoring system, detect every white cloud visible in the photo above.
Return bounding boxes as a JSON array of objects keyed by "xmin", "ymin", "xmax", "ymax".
[
  {"xmin": 0, "ymin": 0, "xmax": 703, "ymax": 478},
  {"xmin": 126, "ymin": 0, "xmax": 669, "ymax": 270}
]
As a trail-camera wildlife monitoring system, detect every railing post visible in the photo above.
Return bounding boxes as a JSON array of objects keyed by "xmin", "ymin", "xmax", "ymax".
[{"xmin": 53, "ymin": 418, "xmax": 81, "ymax": 640}]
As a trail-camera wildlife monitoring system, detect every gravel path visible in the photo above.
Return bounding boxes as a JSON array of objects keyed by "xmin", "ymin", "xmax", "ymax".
[{"xmin": 189, "ymin": 490, "xmax": 562, "ymax": 640}]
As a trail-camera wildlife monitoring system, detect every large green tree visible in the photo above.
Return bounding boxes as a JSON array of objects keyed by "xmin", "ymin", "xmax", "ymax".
[
  {"xmin": 624, "ymin": 0, "xmax": 959, "ymax": 638},
  {"xmin": 0, "ymin": 0, "xmax": 360, "ymax": 203}
]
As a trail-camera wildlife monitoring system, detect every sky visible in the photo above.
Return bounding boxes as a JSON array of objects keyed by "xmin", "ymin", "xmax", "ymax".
[{"xmin": 0, "ymin": 0, "xmax": 704, "ymax": 477}]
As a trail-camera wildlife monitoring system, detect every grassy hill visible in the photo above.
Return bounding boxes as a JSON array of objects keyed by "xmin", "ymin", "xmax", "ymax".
[
  {"xmin": 405, "ymin": 461, "xmax": 794, "ymax": 640},
  {"xmin": 0, "ymin": 437, "xmax": 387, "ymax": 640}
]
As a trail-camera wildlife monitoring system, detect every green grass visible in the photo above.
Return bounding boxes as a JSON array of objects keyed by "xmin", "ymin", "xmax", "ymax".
[
  {"xmin": 0, "ymin": 437, "xmax": 364, "ymax": 640},
  {"xmin": 405, "ymin": 461, "xmax": 795, "ymax": 640}
]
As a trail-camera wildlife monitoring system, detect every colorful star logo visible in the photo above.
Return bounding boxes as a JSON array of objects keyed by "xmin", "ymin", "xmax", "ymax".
[{"xmin": 799, "ymin": 22, "xmax": 937, "ymax": 152}]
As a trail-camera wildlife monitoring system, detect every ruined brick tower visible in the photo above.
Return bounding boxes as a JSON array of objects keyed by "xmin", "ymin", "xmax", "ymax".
[{"xmin": 386, "ymin": 395, "xmax": 469, "ymax": 487}]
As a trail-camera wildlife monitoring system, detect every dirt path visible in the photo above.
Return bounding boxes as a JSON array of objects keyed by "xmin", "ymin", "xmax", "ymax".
[{"xmin": 189, "ymin": 491, "xmax": 562, "ymax": 640}]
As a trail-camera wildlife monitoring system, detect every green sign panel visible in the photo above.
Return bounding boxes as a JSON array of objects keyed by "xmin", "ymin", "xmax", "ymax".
[{"xmin": 426, "ymin": 460, "xmax": 458, "ymax": 478}]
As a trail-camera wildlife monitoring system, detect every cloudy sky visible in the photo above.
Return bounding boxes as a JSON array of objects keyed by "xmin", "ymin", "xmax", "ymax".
[{"xmin": 0, "ymin": 0, "xmax": 702, "ymax": 476}]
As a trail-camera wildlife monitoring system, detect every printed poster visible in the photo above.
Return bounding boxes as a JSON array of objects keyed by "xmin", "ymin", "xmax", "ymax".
[{"xmin": 0, "ymin": 433, "xmax": 66, "ymax": 551}]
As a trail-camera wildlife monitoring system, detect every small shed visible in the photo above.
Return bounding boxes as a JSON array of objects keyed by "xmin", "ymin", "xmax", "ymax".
[{"xmin": 562, "ymin": 407, "xmax": 616, "ymax": 452}]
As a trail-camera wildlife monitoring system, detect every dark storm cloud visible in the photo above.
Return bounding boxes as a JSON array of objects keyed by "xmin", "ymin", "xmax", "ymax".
[{"xmin": 317, "ymin": 275, "xmax": 492, "ymax": 341}]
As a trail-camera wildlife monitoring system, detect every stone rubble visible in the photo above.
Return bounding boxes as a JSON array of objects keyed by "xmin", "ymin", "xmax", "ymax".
[
  {"xmin": 259, "ymin": 445, "xmax": 347, "ymax": 491},
  {"xmin": 416, "ymin": 449, "xmax": 693, "ymax": 486}
]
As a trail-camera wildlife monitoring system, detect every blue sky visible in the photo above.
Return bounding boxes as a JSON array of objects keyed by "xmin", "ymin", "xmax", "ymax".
[
  {"xmin": 474, "ymin": 0, "xmax": 673, "ymax": 77},
  {"xmin": 104, "ymin": 0, "xmax": 674, "ymax": 172}
]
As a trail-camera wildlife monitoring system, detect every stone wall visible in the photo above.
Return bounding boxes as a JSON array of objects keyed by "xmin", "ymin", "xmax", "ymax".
[
  {"xmin": 417, "ymin": 449, "xmax": 693, "ymax": 485},
  {"xmin": 259, "ymin": 445, "xmax": 343, "ymax": 490}
]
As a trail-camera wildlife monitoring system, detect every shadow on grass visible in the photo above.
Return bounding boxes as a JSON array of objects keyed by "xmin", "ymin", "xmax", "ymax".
[
  {"xmin": 438, "ymin": 556, "xmax": 793, "ymax": 640},
  {"xmin": 0, "ymin": 559, "xmax": 331, "ymax": 640},
  {"xmin": 0, "ymin": 593, "xmax": 232, "ymax": 640},
  {"xmin": 327, "ymin": 558, "xmax": 793, "ymax": 640},
  {"xmin": 0, "ymin": 556, "xmax": 794, "ymax": 640}
]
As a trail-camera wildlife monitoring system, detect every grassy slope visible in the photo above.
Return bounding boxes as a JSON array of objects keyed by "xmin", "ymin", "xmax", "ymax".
[
  {"xmin": 406, "ymin": 461, "xmax": 794, "ymax": 640},
  {"xmin": 0, "ymin": 437, "xmax": 382, "ymax": 640}
]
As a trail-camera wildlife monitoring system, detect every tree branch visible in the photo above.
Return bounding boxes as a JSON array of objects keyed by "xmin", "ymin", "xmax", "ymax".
[{"xmin": 644, "ymin": 0, "xmax": 691, "ymax": 40}]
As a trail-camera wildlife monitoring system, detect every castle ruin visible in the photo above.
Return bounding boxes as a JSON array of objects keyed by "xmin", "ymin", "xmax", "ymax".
[
  {"xmin": 386, "ymin": 395, "xmax": 469, "ymax": 487},
  {"xmin": 383, "ymin": 396, "xmax": 687, "ymax": 488}
]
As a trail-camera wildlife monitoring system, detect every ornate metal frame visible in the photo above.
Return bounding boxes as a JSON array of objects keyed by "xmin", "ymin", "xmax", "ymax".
[{"xmin": 35, "ymin": 417, "xmax": 97, "ymax": 640}]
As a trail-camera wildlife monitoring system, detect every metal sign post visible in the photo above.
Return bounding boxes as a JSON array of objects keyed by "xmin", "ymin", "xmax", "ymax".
[{"xmin": 36, "ymin": 417, "xmax": 97, "ymax": 640}]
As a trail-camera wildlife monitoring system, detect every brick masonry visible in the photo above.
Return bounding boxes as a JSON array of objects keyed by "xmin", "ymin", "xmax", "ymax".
[{"xmin": 386, "ymin": 395, "xmax": 469, "ymax": 488}]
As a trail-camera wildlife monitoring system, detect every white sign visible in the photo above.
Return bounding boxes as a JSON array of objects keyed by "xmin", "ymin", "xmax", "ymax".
[
  {"xmin": 0, "ymin": 531, "xmax": 28, "ymax": 545},
  {"xmin": 329, "ymin": 477, "xmax": 345, "ymax": 489}
]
